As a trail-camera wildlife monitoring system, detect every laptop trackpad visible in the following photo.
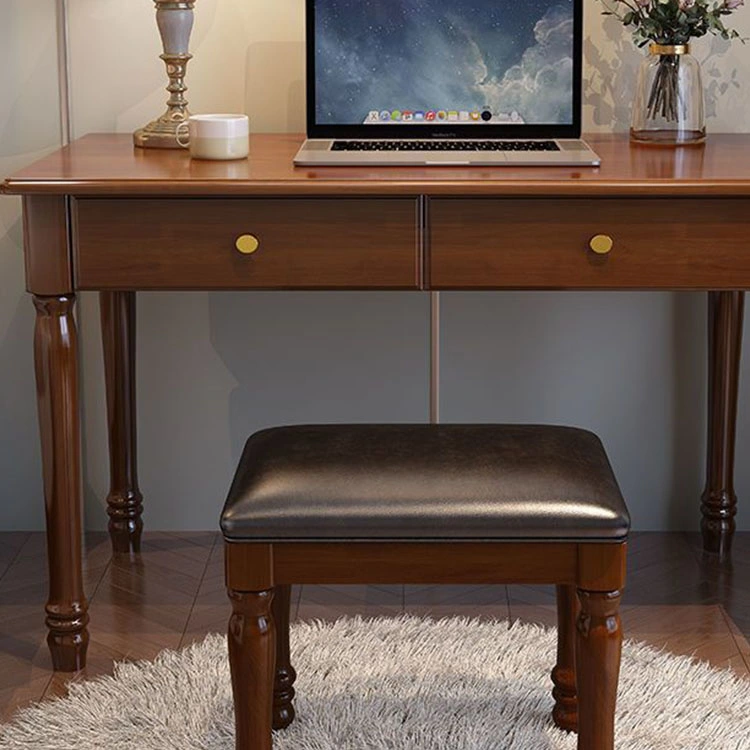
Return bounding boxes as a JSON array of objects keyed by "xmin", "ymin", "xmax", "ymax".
[{"xmin": 424, "ymin": 153, "xmax": 508, "ymax": 164}]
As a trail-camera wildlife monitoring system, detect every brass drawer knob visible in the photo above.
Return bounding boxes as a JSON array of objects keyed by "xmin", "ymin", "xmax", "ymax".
[
  {"xmin": 235, "ymin": 234, "xmax": 259, "ymax": 255},
  {"xmin": 589, "ymin": 234, "xmax": 614, "ymax": 255}
]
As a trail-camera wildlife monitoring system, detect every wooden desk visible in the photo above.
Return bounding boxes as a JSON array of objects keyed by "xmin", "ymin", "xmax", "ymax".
[{"xmin": 3, "ymin": 132, "xmax": 749, "ymax": 672}]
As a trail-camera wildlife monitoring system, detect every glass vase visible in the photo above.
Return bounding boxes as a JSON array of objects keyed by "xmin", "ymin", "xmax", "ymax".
[{"xmin": 630, "ymin": 43, "xmax": 705, "ymax": 146}]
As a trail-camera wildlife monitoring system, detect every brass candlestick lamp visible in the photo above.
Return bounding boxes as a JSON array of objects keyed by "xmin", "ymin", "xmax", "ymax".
[{"xmin": 134, "ymin": 0, "xmax": 195, "ymax": 149}]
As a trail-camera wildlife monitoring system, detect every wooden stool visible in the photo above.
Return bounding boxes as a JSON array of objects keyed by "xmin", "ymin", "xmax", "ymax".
[{"xmin": 221, "ymin": 424, "xmax": 630, "ymax": 750}]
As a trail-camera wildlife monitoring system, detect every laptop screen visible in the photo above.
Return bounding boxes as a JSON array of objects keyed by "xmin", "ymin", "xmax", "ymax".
[{"xmin": 307, "ymin": 0, "xmax": 582, "ymax": 138}]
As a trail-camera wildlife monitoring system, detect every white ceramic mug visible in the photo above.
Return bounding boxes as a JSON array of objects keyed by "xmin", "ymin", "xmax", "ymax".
[{"xmin": 176, "ymin": 114, "xmax": 250, "ymax": 160}]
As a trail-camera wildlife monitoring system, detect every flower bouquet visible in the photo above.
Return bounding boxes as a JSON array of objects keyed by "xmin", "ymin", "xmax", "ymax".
[{"xmin": 599, "ymin": 0, "xmax": 745, "ymax": 143}]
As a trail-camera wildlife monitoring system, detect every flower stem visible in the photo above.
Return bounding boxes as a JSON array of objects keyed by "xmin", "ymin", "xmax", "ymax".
[{"xmin": 646, "ymin": 55, "xmax": 680, "ymax": 123}]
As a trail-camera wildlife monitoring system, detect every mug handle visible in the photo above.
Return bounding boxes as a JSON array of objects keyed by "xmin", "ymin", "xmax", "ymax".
[{"xmin": 175, "ymin": 121, "xmax": 190, "ymax": 148}]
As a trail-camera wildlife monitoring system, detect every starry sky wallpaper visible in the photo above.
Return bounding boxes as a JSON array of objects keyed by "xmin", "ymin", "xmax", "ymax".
[{"xmin": 315, "ymin": 0, "xmax": 574, "ymax": 125}]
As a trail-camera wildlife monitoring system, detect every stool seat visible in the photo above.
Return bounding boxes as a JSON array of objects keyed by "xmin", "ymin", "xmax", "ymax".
[{"xmin": 220, "ymin": 424, "xmax": 629, "ymax": 542}]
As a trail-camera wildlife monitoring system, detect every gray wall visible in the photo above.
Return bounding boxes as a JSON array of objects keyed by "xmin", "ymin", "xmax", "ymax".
[
  {"xmin": 2, "ymin": 1, "xmax": 750, "ymax": 533},
  {"xmin": 78, "ymin": 292, "xmax": 431, "ymax": 531},
  {"xmin": 0, "ymin": 0, "xmax": 61, "ymax": 533},
  {"xmin": 77, "ymin": 289, "xmax": 744, "ymax": 533},
  {"xmin": 440, "ymin": 292, "xmax": 711, "ymax": 532}
]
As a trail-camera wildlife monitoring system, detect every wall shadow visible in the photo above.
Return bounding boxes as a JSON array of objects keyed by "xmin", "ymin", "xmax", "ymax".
[
  {"xmin": 668, "ymin": 293, "xmax": 706, "ymax": 531},
  {"xmin": 439, "ymin": 290, "xmax": 693, "ymax": 531},
  {"xmin": 0, "ymin": 219, "xmax": 43, "ymax": 528},
  {"xmin": 207, "ymin": 291, "xmax": 430, "ymax": 466}
]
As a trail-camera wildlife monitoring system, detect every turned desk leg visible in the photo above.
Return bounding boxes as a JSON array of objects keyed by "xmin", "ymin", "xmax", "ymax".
[
  {"xmin": 701, "ymin": 291, "xmax": 744, "ymax": 557},
  {"xmin": 33, "ymin": 295, "xmax": 89, "ymax": 671},
  {"xmin": 228, "ymin": 588, "xmax": 275, "ymax": 750},
  {"xmin": 100, "ymin": 291, "xmax": 143, "ymax": 555},
  {"xmin": 272, "ymin": 584, "xmax": 297, "ymax": 730},
  {"xmin": 552, "ymin": 584, "xmax": 578, "ymax": 732},
  {"xmin": 575, "ymin": 589, "xmax": 622, "ymax": 750}
]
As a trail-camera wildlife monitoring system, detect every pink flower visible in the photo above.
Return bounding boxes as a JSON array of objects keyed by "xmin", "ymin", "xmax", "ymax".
[
  {"xmin": 679, "ymin": 0, "xmax": 695, "ymax": 8},
  {"xmin": 635, "ymin": 0, "xmax": 651, "ymax": 6},
  {"xmin": 724, "ymin": 0, "xmax": 744, "ymax": 8}
]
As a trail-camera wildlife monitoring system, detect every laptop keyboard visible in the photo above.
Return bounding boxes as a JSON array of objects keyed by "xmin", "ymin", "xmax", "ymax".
[{"xmin": 331, "ymin": 140, "xmax": 560, "ymax": 152}]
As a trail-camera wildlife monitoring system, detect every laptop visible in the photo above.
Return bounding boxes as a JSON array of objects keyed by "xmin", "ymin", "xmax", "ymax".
[{"xmin": 294, "ymin": 0, "xmax": 599, "ymax": 167}]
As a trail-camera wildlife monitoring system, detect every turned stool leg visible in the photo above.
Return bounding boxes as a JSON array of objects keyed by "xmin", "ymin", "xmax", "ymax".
[
  {"xmin": 228, "ymin": 588, "xmax": 275, "ymax": 750},
  {"xmin": 552, "ymin": 584, "xmax": 578, "ymax": 732},
  {"xmin": 272, "ymin": 584, "xmax": 297, "ymax": 729},
  {"xmin": 575, "ymin": 589, "xmax": 622, "ymax": 750}
]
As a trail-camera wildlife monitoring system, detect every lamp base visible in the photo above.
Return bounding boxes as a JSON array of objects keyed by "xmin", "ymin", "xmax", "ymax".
[
  {"xmin": 133, "ymin": 112, "xmax": 190, "ymax": 149},
  {"xmin": 133, "ymin": 50, "xmax": 192, "ymax": 150}
]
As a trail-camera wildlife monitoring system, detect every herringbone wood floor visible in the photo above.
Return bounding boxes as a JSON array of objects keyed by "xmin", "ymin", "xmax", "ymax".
[{"xmin": 1, "ymin": 531, "xmax": 749, "ymax": 722}]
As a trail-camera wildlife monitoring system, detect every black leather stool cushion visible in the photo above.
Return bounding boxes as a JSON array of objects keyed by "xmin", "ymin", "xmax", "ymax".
[{"xmin": 220, "ymin": 424, "xmax": 630, "ymax": 542}]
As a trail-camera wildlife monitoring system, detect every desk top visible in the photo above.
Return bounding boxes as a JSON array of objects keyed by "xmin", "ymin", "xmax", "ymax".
[{"xmin": 5, "ymin": 132, "xmax": 750, "ymax": 197}]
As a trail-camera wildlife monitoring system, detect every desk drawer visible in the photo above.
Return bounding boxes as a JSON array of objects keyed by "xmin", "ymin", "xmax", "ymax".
[
  {"xmin": 74, "ymin": 198, "xmax": 420, "ymax": 289},
  {"xmin": 429, "ymin": 198, "xmax": 750, "ymax": 289}
]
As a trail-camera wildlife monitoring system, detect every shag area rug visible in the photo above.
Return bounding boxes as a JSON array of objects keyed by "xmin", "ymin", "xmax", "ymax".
[{"xmin": 2, "ymin": 616, "xmax": 749, "ymax": 750}]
